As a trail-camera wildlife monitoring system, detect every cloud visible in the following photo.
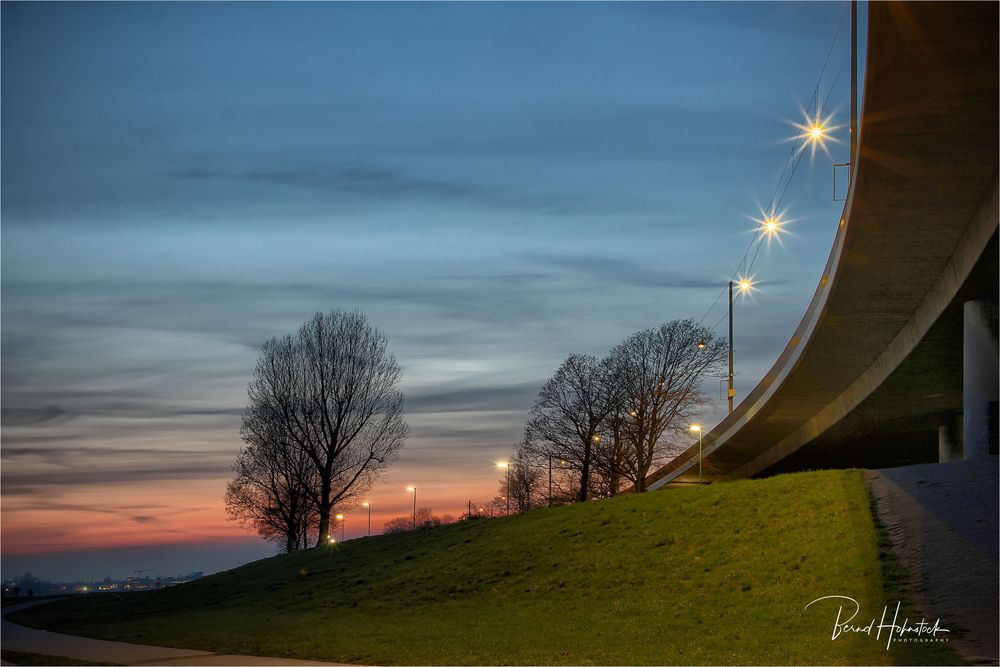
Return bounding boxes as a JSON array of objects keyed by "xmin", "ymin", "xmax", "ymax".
[
  {"xmin": 2, "ymin": 464, "xmax": 235, "ymax": 493},
  {"xmin": 0, "ymin": 446, "xmax": 235, "ymax": 464},
  {"xmin": 165, "ymin": 157, "xmax": 636, "ymax": 217},
  {"xmin": 405, "ymin": 382, "xmax": 539, "ymax": 414},
  {"xmin": 0, "ymin": 404, "xmax": 243, "ymax": 428},
  {"xmin": 10, "ymin": 501, "xmax": 119, "ymax": 515},
  {"xmin": 1, "ymin": 406, "xmax": 71, "ymax": 426},
  {"xmin": 168, "ymin": 162, "xmax": 474, "ymax": 201},
  {"xmin": 524, "ymin": 253, "xmax": 723, "ymax": 290}
]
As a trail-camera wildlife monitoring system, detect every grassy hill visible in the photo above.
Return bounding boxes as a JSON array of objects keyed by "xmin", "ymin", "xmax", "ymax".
[{"xmin": 10, "ymin": 470, "xmax": 959, "ymax": 665}]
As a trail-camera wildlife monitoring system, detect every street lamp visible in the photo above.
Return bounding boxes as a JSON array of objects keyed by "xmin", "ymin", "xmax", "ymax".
[
  {"xmin": 362, "ymin": 502, "xmax": 371, "ymax": 537},
  {"xmin": 496, "ymin": 462, "xmax": 511, "ymax": 515},
  {"xmin": 760, "ymin": 212, "xmax": 786, "ymax": 239},
  {"xmin": 728, "ymin": 277, "xmax": 752, "ymax": 414},
  {"xmin": 406, "ymin": 487, "xmax": 416, "ymax": 529},
  {"xmin": 335, "ymin": 513, "xmax": 345, "ymax": 541},
  {"xmin": 690, "ymin": 424, "xmax": 703, "ymax": 486}
]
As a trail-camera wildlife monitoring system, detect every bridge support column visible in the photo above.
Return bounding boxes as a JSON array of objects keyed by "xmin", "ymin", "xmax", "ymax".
[
  {"xmin": 963, "ymin": 300, "xmax": 999, "ymax": 458},
  {"xmin": 938, "ymin": 413, "xmax": 963, "ymax": 462}
]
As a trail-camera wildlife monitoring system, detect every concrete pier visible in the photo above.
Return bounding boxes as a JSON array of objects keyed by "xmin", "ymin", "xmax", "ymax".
[{"xmin": 963, "ymin": 300, "xmax": 999, "ymax": 459}]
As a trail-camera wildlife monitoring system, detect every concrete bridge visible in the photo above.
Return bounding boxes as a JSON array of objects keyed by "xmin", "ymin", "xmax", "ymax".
[{"xmin": 648, "ymin": 1, "xmax": 998, "ymax": 489}]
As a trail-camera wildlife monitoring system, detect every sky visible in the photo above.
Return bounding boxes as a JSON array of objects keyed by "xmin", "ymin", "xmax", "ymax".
[{"xmin": 1, "ymin": 1, "xmax": 864, "ymax": 582}]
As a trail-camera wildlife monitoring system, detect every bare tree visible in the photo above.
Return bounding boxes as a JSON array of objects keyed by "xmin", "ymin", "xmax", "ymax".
[
  {"xmin": 497, "ymin": 448, "xmax": 544, "ymax": 513},
  {"xmin": 523, "ymin": 354, "xmax": 618, "ymax": 501},
  {"xmin": 608, "ymin": 319, "xmax": 725, "ymax": 491},
  {"xmin": 224, "ymin": 418, "xmax": 318, "ymax": 552},
  {"xmin": 244, "ymin": 310, "xmax": 408, "ymax": 545},
  {"xmin": 592, "ymin": 410, "xmax": 636, "ymax": 497}
]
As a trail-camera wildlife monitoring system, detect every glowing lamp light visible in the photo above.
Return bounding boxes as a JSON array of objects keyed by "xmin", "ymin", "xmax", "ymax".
[
  {"xmin": 335, "ymin": 514, "xmax": 344, "ymax": 520},
  {"xmin": 592, "ymin": 434, "xmax": 602, "ymax": 443},
  {"xmin": 496, "ymin": 461, "xmax": 509, "ymax": 469},
  {"xmin": 738, "ymin": 278, "xmax": 752, "ymax": 292},
  {"xmin": 808, "ymin": 124, "xmax": 826, "ymax": 142},
  {"xmin": 696, "ymin": 341, "xmax": 706, "ymax": 350},
  {"xmin": 405, "ymin": 486, "xmax": 416, "ymax": 493},
  {"xmin": 689, "ymin": 424, "xmax": 702, "ymax": 433},
  {"xmin": 362, "ymin": 502, "xmax": 369, "ymax": 508}
]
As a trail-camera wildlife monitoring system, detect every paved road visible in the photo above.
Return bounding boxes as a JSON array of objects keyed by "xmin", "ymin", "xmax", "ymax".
[
  {"xmin": 867, "ymin": 457, "xmax": 999, "ymax": 665},
  {"xmin": 2, "ymin": 599, "xmax": 345, "ymax": 666}
]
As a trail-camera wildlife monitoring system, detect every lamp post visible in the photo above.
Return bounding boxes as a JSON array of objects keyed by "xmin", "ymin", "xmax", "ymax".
[
  {"xmin": 335, "ymin": 513, "xmax": 345, "ymax": 541},
  {"xmin": 406, "ymin": 487, "xmax": 416, "ymax": 529},
  {"xmin": 497, "ymin": 462, "xmax": 511, "ymax": 515},
  {"xmin": 547, "ymin": 456, "xmax": 554, "ymax": 507},
  {"xmin": 728, "ymin": 278, "xmax": 752, "ymax": 414},
  {"xmin": 728, "ymin": 281, "xmax": 735, "ymax": 414},
  {"xmin": 690, "ymin": 424, "xmax": 703, "ymax": 486},
  {"xmin": 547, "ymin": 455, "xmax": 566, "ymax": 507},
  {"xmin": 362, "ymin": 502, "xmax": 371, "ymax": 537}
]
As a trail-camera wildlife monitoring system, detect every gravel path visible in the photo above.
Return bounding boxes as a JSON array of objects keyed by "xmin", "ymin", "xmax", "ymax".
[{"xmin": 866, "ymin": 457, "xmax": 999, "ymax": 665}]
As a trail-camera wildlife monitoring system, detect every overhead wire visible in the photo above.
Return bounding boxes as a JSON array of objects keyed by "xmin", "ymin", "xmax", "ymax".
[{"xmin": 695, "ymin": 2, "xmax": 851, "ymax": 334}]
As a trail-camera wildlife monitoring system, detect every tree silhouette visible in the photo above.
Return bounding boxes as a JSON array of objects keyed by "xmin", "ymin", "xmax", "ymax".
[
  {"xmin": 225, "ymin": 423, "xmax": 318, "ymax": 552},
  {"xmin": 608, "ymin": 319, "xmax": 725, "ymax": 491},
  {"xmin": 238, "ymin": 309, "xmax": 407, "ymax": 546},
  {"xmin": 523, "ymin": 354, "xmax": 618, "ymax": 501}
]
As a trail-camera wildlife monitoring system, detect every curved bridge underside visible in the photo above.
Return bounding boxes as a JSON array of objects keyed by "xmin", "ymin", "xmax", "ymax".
[{"xmin": 648, "ymin": 1, "xmax": 998, "ymax": 489}]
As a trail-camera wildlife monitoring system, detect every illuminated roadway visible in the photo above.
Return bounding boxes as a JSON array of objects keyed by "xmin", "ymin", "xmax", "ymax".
[{"xmin": 647, "ymin": 2, "xmax": 998, "ymax": 489}]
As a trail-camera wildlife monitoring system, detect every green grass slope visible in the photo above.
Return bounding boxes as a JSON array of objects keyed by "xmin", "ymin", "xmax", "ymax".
[{"xmin": 11, "ymin": 470, "xmax": 959, "ymax": 665}]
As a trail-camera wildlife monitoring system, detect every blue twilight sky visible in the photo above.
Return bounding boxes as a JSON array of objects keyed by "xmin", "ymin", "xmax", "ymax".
[{"xmin": 1, "ymin": 1, "xmax": 864, "ymax": 581}]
